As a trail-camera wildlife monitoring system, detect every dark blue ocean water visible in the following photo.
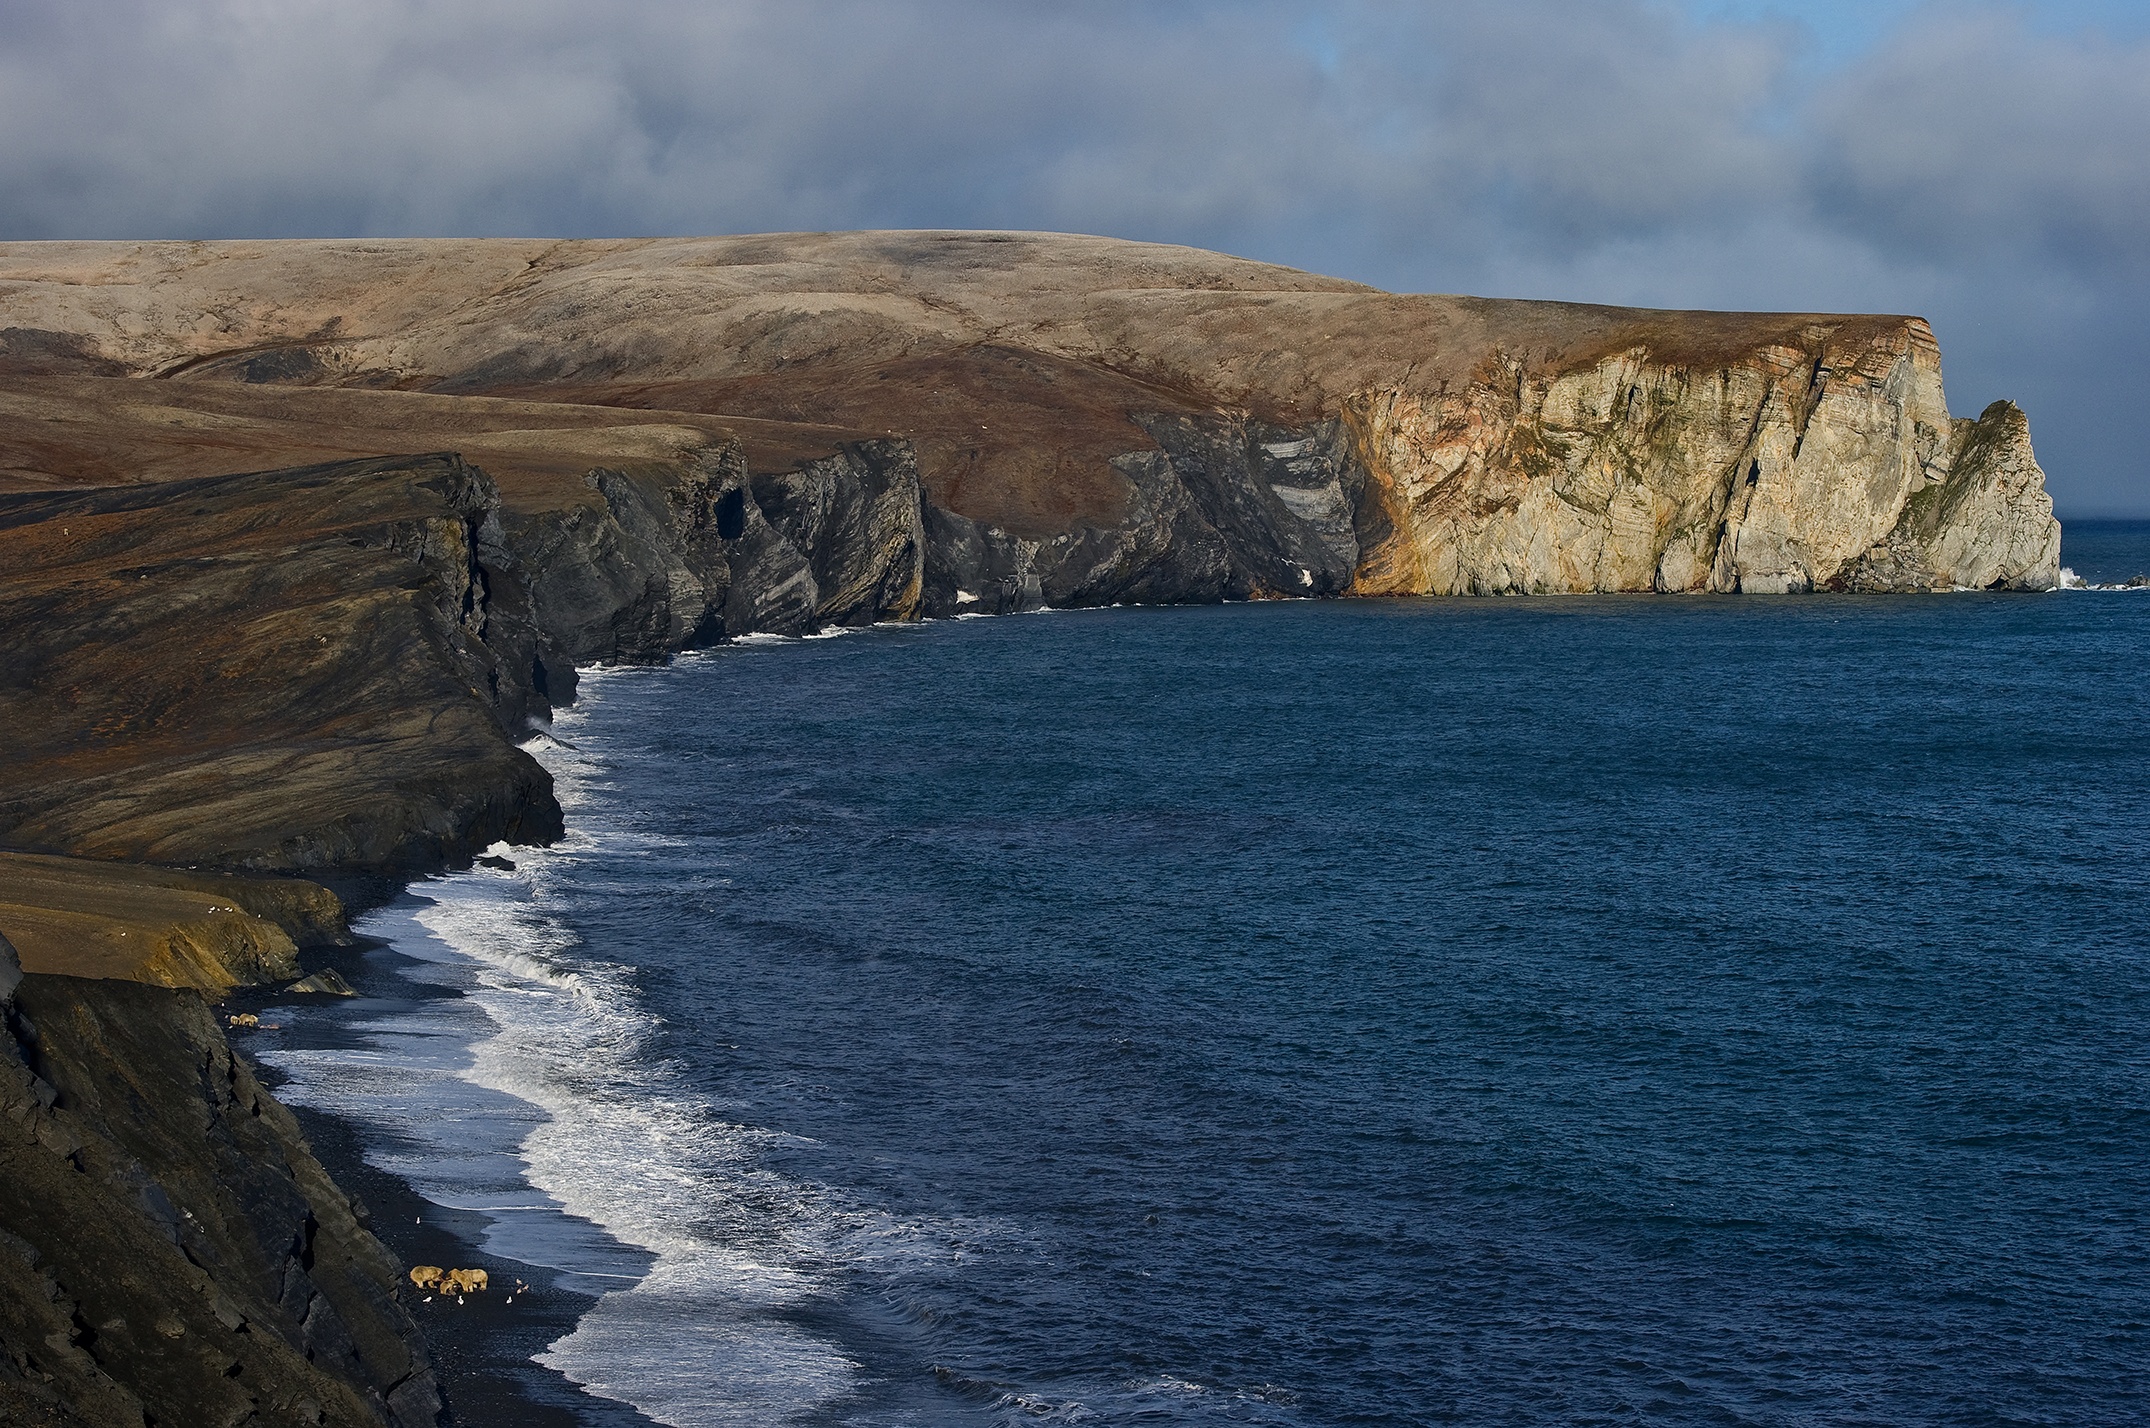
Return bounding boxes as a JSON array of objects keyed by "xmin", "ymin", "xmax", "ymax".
[
  {"xmin": 2061, "ymin": 521, "xmax": 2150, "ymax": 588},
  {"xmin": 272, "ymin": 536, "xmax": 2150, "ymax": 1428}
]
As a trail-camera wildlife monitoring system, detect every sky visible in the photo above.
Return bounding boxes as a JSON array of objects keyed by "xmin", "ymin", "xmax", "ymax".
[{"xmin": 1, "ymin": 1, "xmax": 2143, "ymax": 516}]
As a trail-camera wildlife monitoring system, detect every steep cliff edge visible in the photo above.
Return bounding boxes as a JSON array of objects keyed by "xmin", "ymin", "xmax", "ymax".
[
  {"xmin": 0, "ymin": 429, "xmax": 957, "ymax": 1419},
  {"xmin": 0, "ymin": 453, "xmax": 562, "ymax": 1423},
  {"xmin": 0, "ymin": 422, "xmax": 947, "ymax": 881},
  {"xmin": 0, "ymin": 454, "xmax": 560, "ymax": 872},
  {"xmin": 0, "ymin": 233, "xmax": 2065, "ymax": 597},
  {"xmin": 1343, "ymin": 320, "xmax": 2060, "ymax": 595},
  {"xmin": 0, "ymin": 931, "xmax": 443, "ymax": 1428},
  {"xmin": 0, "ymin": 232, "xmax": 2069, "ymax": 1424},
  {"xmin": 1835, "ymin": 400, "xmax": 2062, "ymax": 592}
]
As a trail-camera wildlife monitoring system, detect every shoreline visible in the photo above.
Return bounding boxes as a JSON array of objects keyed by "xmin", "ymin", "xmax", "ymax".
[
  {"xmin": 0, "ymin": 234, "xmax": 2083, "ymax": 1427},
  {"xmin": 235, "ymin": 922, "xmax": 666, "ymax": 1428},
  {"xmin": 241, "ymin": 582, "xmax": 2136, "ymax": 1428}
]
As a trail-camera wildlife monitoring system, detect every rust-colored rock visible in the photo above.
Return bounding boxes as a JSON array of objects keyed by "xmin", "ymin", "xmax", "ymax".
[{"xmin": 0, "ymin": 851, "xmax": 351, "ymax": 989}]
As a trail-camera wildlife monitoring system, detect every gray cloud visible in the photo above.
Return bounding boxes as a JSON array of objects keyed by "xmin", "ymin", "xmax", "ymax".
[
  {"xmin": 1809, "ymin": 10, "xmax": 2150, "ymax": 269},
  {"xmin": 0, "ymin": 0, "xmax": 2142, "ymax": 513}
]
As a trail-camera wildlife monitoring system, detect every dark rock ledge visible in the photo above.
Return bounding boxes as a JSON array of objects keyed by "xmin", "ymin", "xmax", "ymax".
[
  {"xmin": 0, "ymin": 929, "xmax": 442, "ymax": 1428},
  {"xmin": 0, "ymin": 373, "xmax": 2064, "ymax": 1422},
  {"xmin": 0, "ymin": 422, "xmax": 1353, "ymax": 1424}
]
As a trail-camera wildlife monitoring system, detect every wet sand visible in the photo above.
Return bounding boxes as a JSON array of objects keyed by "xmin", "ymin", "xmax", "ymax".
[{"xmin": 238, "ymin": 937, "xmax": 665, "ymax": 1428}]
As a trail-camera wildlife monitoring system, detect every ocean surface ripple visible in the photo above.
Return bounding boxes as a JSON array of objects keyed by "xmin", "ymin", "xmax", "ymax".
[{"xmin": 278, "ymin": 566, "xmax": 2150, "ymax": 1426}]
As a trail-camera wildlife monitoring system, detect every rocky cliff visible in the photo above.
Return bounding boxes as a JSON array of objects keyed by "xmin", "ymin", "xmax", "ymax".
[
  {"xmin": 0, "ymin": 233, "xmax": 2063, "ymax": 598},
  {"xmin": 0, "ymin": 232, "xmax": 2065, "ymax": 1424},
  {"xmin": 0, "ymin": 919, "xmax": 443, "ymax": 1428}
]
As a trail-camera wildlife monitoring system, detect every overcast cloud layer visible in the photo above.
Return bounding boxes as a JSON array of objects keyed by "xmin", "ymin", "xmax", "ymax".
[{"xmin": 1, "ymin": 0, "xmax": 2143, "ymax": 514}]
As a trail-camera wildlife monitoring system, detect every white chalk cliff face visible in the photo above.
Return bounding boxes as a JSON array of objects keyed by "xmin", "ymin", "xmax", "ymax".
[{"xmin": 0, "ymin": 231, "xmax": 2061, "ymax": 600}]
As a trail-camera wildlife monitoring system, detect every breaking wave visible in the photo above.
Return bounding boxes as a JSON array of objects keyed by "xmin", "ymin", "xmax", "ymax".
[
  {"xmin": 2058, "ymin": 566, "xmax": 2150, "ymax": 590},
  {"xmin": 269, "ymin": 670, "xmax": 870, "ymax": 1428}
]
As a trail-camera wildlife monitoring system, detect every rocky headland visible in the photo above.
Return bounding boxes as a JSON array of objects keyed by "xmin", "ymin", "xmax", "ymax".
[{"xmin": 0, "ymin": 232, "xmax": 2062, "ymax": 1424}]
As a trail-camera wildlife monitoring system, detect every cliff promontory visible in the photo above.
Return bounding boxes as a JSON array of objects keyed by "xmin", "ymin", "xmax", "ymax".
[
  {"xmin": 0, "ymin": 232, "xmax": 2064, "ymax": 1423},
  {"xmin": 1, "ymin": 232, "xmax": 2060, "ymax": 602}
]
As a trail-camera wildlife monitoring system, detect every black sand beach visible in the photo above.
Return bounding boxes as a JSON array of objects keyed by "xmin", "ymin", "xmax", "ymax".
[{"xmin": 235, "ymin": 937, "xmax": 664, "ymax": 1428}]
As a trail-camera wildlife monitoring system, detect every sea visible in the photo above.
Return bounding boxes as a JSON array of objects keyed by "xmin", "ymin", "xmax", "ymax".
[{"xmin": 262, "ymin": 523, "xmax": 2150, "ymax": 1427}]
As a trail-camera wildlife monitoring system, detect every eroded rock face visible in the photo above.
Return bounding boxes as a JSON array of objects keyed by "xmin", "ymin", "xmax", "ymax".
[
  {"xmin": 1835, "ymin": 401, "xmax": 2062, "ymax": 592},
  {"xmin": 0, "ymin": 436, "xmax": 955, "ymax": 879},
  {"xmin": 502, "ymin": 437, "xmax": 931, "ymax": 693},
  {"xmin": 1342, "ymin": 324, "xmax": 2059, "ymax": 596},
  {"xmin": 0, "ymin": 853, "xmax": 349, "ymax": 991},
  {"xmin": 0, "ymin": 233, "xmax": 2063, "ymax": 600},
  {"xmin": 0, "ymin": 972, "xmax": 442, "ymax": 1428},
  {"xmin": 0, "ymin": 455, "xmax": 562, "ymax": 874}
]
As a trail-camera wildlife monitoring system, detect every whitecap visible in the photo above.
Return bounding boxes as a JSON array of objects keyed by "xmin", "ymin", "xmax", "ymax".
[{"xmin": 271, "ymin": 684, "xmax": 871, "ymax": 1428}]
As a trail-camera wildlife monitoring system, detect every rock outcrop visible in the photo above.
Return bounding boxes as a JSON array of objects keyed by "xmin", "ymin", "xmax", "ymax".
[
  {"xmin": 0, "ymin": 233, "xmax": 2065, "ymax": 598},
  {"xmin": 1343, "ymin": 323, "xmax": 2062, "ymax": 595},
  {"xmin": 0, "ymin": 231, "xmax": 2067, "ymax": 1424},
  {"xmin": 508, "ymin": 436, "xmax": 928, "ymax": 681},
  {"xmin": 0, "ymin": 851, "xmax": 441, "ymax": 1428},
  {"xmin": 0, "ymin": 852, "xmax": 348, "ymax": 991},
  {"xmin": 1834, "ymin": 400, "xmax": 2063, "ymax": 592},
  {"xmin": 0, "ymin": 948, "xmax": 443, "ymax": 1428},
  {"xmin": 0, "ymin": 455, "xmax": 561, "ymax": 874}
]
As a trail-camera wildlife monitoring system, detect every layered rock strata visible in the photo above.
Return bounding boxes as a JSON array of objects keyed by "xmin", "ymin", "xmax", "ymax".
[
  {"xmin": 0, "ymin": 455, "xmax": 559, "ymax": 873},
  {"xmin": 0, "ymin": 852, "xmax": 346, "ymax": 991},
  {"xmin": 0, "ymin": 232, "xmax": 2067, "ymax": 1424},
  {"xmin": 0, "ymin": 233, "xmax": 2064, "ymax": 597}
]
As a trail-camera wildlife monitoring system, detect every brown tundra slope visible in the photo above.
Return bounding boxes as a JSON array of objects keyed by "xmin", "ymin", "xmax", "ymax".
[
  {"xmin": 0, "ymin": 231, "xmax": 2060, "ymax": 600},
  {"xmin": 0, "ymin": 232, "xmax": 2062, "ymax": 1426}
]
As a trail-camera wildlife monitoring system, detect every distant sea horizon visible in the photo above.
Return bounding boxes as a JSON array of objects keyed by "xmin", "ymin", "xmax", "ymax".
[{"xmin": 2055, "ymin": 517, "xmax": 2150, "ymax": 588}]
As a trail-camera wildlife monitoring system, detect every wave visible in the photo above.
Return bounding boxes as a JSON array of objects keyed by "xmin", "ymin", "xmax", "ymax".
[
  {"xmin": 2057, "ymin": 566, "xmax": 2150, "ymax": 591},
  {"xmin": 270, "ymin": 678, "xmax": 871, "ymax": 1428},
  {"xmin": 454, "ymin": 709, "xmax": 874, "ymax": 1427},
  {"xmin": 428, "ymin": 881, "xmax": 857, "ymax": 1424}
]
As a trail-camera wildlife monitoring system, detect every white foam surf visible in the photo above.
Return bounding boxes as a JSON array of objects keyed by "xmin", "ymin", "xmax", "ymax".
[
  {"xmin": 272, "ymin": 664, "xmax": 871, "ymax": 1428},
  {"xmin": 2058, "ymin": 566, "xmax": 2150, "ymax": 591},
  {"xmin": 442, "ymin": 687, "xmax": 869, "ymax": 1426}
]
